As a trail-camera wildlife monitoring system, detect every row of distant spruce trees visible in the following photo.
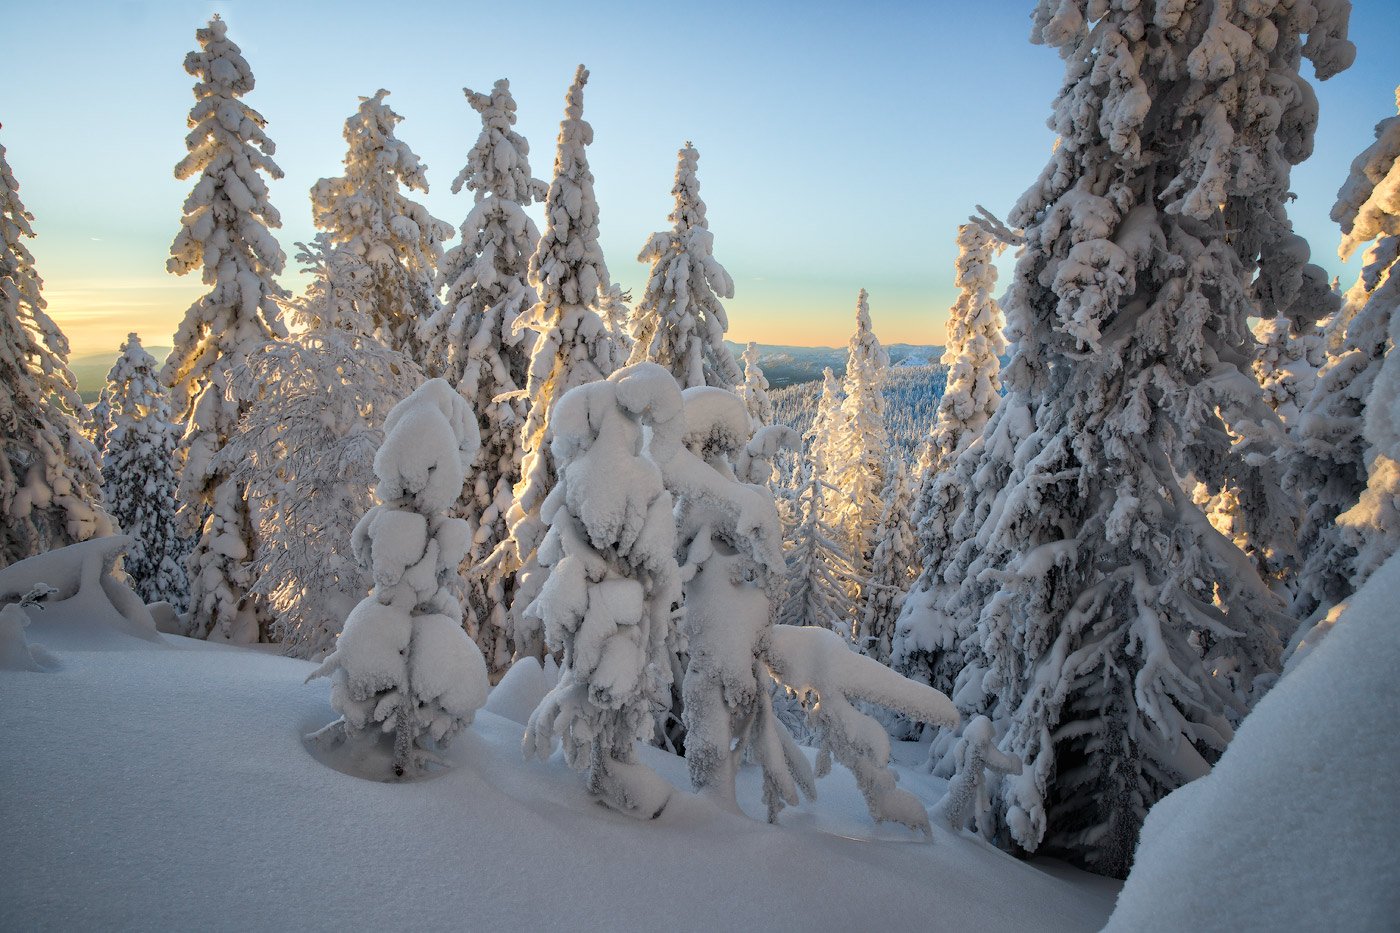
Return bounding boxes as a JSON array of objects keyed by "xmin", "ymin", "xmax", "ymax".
[{"xmin": 3, "ymin": 3, "xmax": 1398, "ymax": 878}]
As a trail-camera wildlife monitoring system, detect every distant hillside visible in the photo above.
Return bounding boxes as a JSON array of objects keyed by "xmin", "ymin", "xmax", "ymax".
[
  {"xmin": 771, "ymin": 364, "xmax": 947, "ymax": 464},
  {"xmin": 72, "ymin": 347, "xmax": 173, "ymax": 403},
  {"xmin": 726, "ymin": 342, "xmax": 942, "ymax": 388}
]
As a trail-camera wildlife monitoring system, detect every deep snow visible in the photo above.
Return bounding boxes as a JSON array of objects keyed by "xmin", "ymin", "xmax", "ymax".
[{"xmin": 0, "ymin": 598, "xmax": 1117, "ymax": 931}]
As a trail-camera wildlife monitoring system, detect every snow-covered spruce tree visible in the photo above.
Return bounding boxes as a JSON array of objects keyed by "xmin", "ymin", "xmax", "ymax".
[
  {"xmin": 311, "ymin": 89, "xmax": 452, "ymax": 364},
  {"xmin": 1289, "ymin": 87, "xmax": 1400, "ymax": 630},
  {"xmin": 1335, "ymin": 88, "xmax": 1400, "ymax": 601},
  {"xmin": 497, "ymin": 65, "xmax": 621, "ymax": 661},
  {"xmin": 896, "ymin": 222, "xmax": 1007, "ymax": 688},
  {"xmin": 308, "ymin": 379, "xmax": 488, "ymax": 778},
  {"xmin": 855, "ymin": 461, "xmax": 916, "ymax": 665},
  {"xmin": 162, "ymin": 15, "xmax": 287, "ymax": 642},
  {"xmin": 777, "ymin": 461, "xmax": 854, "ymax": 633},
  {"xmin": 99, "ymin": 334, "xmax": 187, "ymax": 609},
  {"xmin": 0, "ymin": 141, "xmax": 110, "ymax": 567},
  {"xmin": 599, "ymin": 282, "xmax": 635, "ymax": 360},
  {"xmin": 220, "ymin": 238, "xmax": 423, "ymax": 659},
  {"xmin": 419, "ymin": 79, "xmax": 547, "ymax": 674},
  {"xmin": 737, "ymin": 341, "xmax": 774, "ymax": 431},
  {"xmin": 628, "ymin": 144, "xmax": 742, "ymax": 390},
  {"xmin": 826, "ymin": 290, "xmax": 890, "ymax": 581},
  {"xmin": 663, "ymin": 386, "xmax": 958, "ymax": 832},
  {"xmin": 522, "ymin": 363, "xmax": 682, "ymax": 817},
  {"xmin": 804, "ymin": 366, "xmax": 845, "ymax": 495},
  {"xmin": 934, "ymin": 0, "xmax": 1353, "ymax": 877}
]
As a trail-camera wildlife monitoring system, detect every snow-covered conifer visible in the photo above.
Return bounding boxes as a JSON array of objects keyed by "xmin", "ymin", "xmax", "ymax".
[
  {"xmin": 916, "ymin": 223, "xmax": 1006, "ymax": 483},
  {"xmin": 825, "ymin": 290, "xmax": 890, "ymax": 574},
  {"xmin": 0, "ymin": 141, "xmax": 110, "ymax": 567},
  {"xmin": 896, "ymin": 222, "xmax": 1007, "ymax": 688},
  {"xmin": 936, "ymin": 715, "xmax": 1022, "ymax": 838},
  {"xmin": 419, "ymin": 79, "xmax": 546, "ymax": 673},
  {"xmin": 804, "ymin": 367, "xmax": 845, "ymax": 482},
  {"xmin": 737, "ymin": 341, "xmax": 774, "ymax": 431},
  {"xmin": 308, "ymin": 379, "xmax": 488, "ymax": 777},
  {"xmin": 311, "ymin": 89, "xmax": 452, "ymax": 363},
  {"xmin": 777, "ymin": 462, "xmax": 853, "ymax": 633},
  {"xmin": 99, "ymin": 334, "xmax": 187, "ymax": 609},
  {"xmin": 920, "ymin": 0, "xmax": 1352, "ymax": 876},
  {"xmin": 1335, "ymin": 88, "xmax": 1400, "ymax": 597},
  {"xmin": 162, "ymin": 15, "xmax": 288, "ymax": 642},
  {"xmin": 497, "ymin": 65, "xmax": 621, "ymax": 660},
  {"xmin": 221, "ymin": 241, "xmax": 423, "ymax": 658},
  {"xmin": 855, "ymin": 462, "xmax": 916, "ymax": 665},
  {"xmin": 522, "ymin": 363, "xmax": 682, "ymax": 817},
  {"xmin": 1290, "ymin": 87, "xmax": 1400, "ymax": 627},
  {"xmin": 628, "ymin": 144, "xmax": 741, "ymax": 390},
  {"xmin": 599, "ymin": 282, "xmax": 635, "ymax": 359}
]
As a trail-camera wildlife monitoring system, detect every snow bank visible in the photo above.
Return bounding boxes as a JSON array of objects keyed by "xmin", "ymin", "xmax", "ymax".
[
  {"xmin": 0, "ymin": 537, "xmax": 160, "ymax": 644},
  {"xmin": 0, "ymin": 620, "xmax": 1117, "ymax": 931},
  {"xmin": 1105, "ymin": 551, "xmax": 1400, "ymax": 931}
]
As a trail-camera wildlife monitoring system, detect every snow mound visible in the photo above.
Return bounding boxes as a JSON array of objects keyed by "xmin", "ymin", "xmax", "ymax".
[
  {"xmin": 0, "ymin": 537, "xmax": 161, "ymax": 647},
  {"xmin": 1106, "ymin": 551, "xmax": 1400, "ymax": 931},
  {"xmin": 484, "ymin": 655, "xmax": 561, "ymax": 725},
  {"xmin": 0, "ymin": 603, "xmax": 59, "ymax": 672}
]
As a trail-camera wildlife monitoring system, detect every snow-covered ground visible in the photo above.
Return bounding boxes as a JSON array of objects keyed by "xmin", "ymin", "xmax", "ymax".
[{"xmin": 0, "ymin": 599, "xmax": 1118, "ymax": 931}]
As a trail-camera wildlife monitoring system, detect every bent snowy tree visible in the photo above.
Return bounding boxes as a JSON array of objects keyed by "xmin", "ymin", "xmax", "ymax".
[{"xmin": 307, "ymin": 379, "xmax": 489, "ymax": 778}]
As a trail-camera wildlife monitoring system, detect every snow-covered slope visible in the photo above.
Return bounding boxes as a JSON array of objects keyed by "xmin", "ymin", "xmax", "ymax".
[
  {"xmin": 1106, "ymin": 551, "xmax": 1400, "ymax": 931},
  {"xmin": 0, "ymin": 599, "xmax": 1117, "ymax": 931}
]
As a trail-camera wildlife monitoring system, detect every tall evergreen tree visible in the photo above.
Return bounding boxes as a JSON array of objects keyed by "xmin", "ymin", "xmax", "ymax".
[
  {"xmin": 855, "ymin": 462, "xmax": 916, "ymax": 665},
  {"xmin": 0, "ymin": 141, "xmax": 110, "ymax": 567},
  {"xmin": 825, "ymin": 290, "xmax": 890, "ymax": 599},
  {"xmin": 1289, "ymin": 87, "xmax": 1400, "ymax": 630},
  {"xmin": 737, "ymin": 341, "xmax": 774, "ymax": 431},
  {"xmin": 628, "ymin": 143, "xmax": 742, "ymax": 389},
  {"xmin": 1334, "ymin": 87, "xmax": 1400, "ymax": 598},
  {"xmin": 162, "ymin": 16, "xmax": 288, "ymax": 642},
  {"xmin": 99, "ymin": 334, "xmax": 187, "ymax": 609},
  {"xmin": 896, "ymin": 221, "xmax": 1007, "ymax": 691},
  {"xmin": 497, "ymin": 65, "xmax": 621, "ymax": 660},
  {"xmin": 925, "ymin": 0, "xmax": 1353, "ymax": 876},
  {"xmin": 420, "ymin": 79, "xmax": 547, "ymax": 674},
  {"xmin": 311, "ymin": 89, "xmax": 452, "ymax": 363}
]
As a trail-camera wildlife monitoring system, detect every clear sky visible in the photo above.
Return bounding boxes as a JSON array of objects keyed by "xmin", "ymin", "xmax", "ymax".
[{"xmin": 4, "ymin": 1, "xmax": 1398, "ymax": 360}]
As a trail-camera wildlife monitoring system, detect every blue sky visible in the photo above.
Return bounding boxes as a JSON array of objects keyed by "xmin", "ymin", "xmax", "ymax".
[{"xmin": 3, "ymin": 1, "xmax": 1397, "ymax": 358}]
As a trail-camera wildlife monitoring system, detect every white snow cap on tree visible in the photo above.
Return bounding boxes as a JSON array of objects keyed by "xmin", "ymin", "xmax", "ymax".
[
  {"xmin": 0, "ymin": 140, "xmax": 110, "ymax": 566},
  {"xmin": 308, "ymin": 379, "xmax": 488, "ymax": 777},
  {"xmin": 419, "ymin": 78, "xmax": 547, "ymax": 674},
  {"xmin": 99, "ymin": 333, "xmax": 188, "ymax": 610},
  {"xmin": 1336, "ymin": 87, "xmax": 1400, "ymax": 599},
  {"xmin": 628, "ymin": 143, "xmax": 742, "ymax": 390},
  {"xmin": 911, "ymin": 0, "xmax": 1353, "ymax": 877},
  {"xmin": 522, "ymin": 362, "xmax": 683, "ymax": 817},
  {"xmin": 162, "ymin": 15, "xmax": 288, "ymax": 643},
  {"xmin": 498, "ymin": 64, "xmax": 621, "ymax": 660},
  {"xmin": 311, "ymin": 89, "xmax": 453, "ymax": 362}
]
